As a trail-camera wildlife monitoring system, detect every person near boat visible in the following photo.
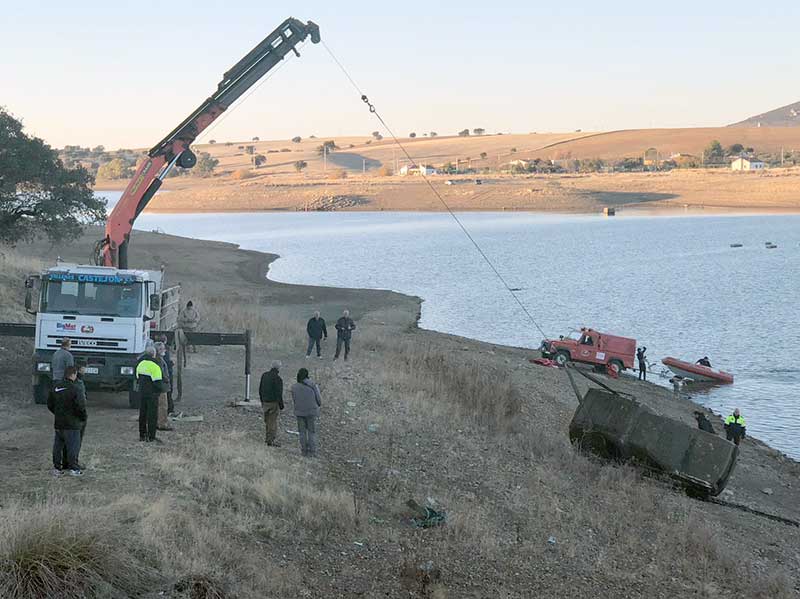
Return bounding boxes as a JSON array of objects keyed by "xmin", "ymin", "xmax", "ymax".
[
  {"xmin": 724, "ymin": 409, "xmax": 746, "ymax": 445},
  {"xmin": 696, "ymin": 356, "xmax": 712, "ymax": 368},
  {"xmin": 636, "ymin": 347, "xmax": 647, "ymax": 381}
]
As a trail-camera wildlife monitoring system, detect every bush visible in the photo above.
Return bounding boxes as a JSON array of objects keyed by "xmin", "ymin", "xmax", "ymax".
[
  {"xmin": 294, "ymin": 160, "xmax": 307, "ymax": 173},
  {"xmin": 291, "ymin": 136, "xmax": 302, "ymax": 143},
  {"xmin": 231, "ymin": 169, "xmax": 254, "ymax": 180},
  {"xmin": 194, "ymin": 152, "xmax": 219, "ymax": 177},
  {"xmin": 327, "ymin": 169, "xmax": 347, "ymax": 180},
  {"xmin": 409, "ymin": 132, "xmax": 417, "ymax": 138},
  {"xmin": 0, "ymin": 500, "xmax": 159, "ymax": 599},
  {"xmin": 96, "ymin": 158, "xmax": 133, "ymax": 180},
  {"xmin": 253, "ymin": 154, "xmax": 267, "ymax": 168},
  {"xmin": 458, "ymin": 129, "xmax": 470, "ymax": 137}
]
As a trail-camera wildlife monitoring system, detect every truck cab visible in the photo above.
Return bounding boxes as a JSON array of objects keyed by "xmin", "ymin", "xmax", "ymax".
[
  {"xmin": 541, "ymin": 327, "xmax": 636, "ymax": 373},
  {"xmin": 27, "ymin": 264, "xmax": 179, "ymax": 406}
]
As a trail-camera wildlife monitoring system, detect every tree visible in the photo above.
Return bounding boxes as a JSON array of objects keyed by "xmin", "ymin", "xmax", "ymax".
[
  {"xmin": 317, "ymin": 140, "xmax": 338, "ymax": 155},
  {"xmin": 480, "ymin": 152, "xmax": 488, "ymax": 160},
  {"xmin": 458, "ymin": 129, "xmax": 470, "ymax": 137},
  {"xmin": 371, "ymin": 131, "xmax": 381, "ymax": 140},
  {"xmin": 727, "ymin": 143, "xmax": 744, "ymax": 155},
  {"xmin": 704, "ymin": 140, "xmax": 724, "ymax": 161},
  {"xmin": 473, "ymin": 128, "xmax": 485, "ymax": 135},
  {"xmin": 252, "ymin": 136, "xmax": 260, "ymax": 142},
  {"xmin": 0, "ymin": 108, "xmax": 104, "ymax": 245},
  {"xmin": 96, "ymin": 158, "xmax": 133, "ymax": 180},
  {"xmin": 91, "ymin": 145, "xmax": 105, "ymax": 154},
  {"xmin": 511, "ymin": 148, "xmax": 517, "ymax": 153},
  {"xmin": 430, "ymin": 131, "xmax": 438, "ymax": 137},
  {"xmin": 292, "ymin": 136, "xmax": 302, "ymax": 143},
  {"xmin": 294, "ymin": 160, "xmax": 308, "ymax": 172},
  {"xmin": 208, "ymin": 139, "xmax": 216, "ymax": 145},
  {"xmin": 253, "ymin": 154, "xmax": 267, "ymax": 168},
  {"xmin": 245, "ymin": 145, "xmax": 256, "ymax": 156},
  {"xmin": 409, "ymin": 132, "xmax": 417, "ymax": 138},
  {"xmin": 195, "ymin": 152, "xmax": 219, "ymax": 177}
]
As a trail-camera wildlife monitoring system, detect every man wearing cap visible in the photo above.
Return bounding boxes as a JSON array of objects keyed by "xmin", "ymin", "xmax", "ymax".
[{"xmin": 259, "ymin": 360, "xmax": 284, "ymax": 446}]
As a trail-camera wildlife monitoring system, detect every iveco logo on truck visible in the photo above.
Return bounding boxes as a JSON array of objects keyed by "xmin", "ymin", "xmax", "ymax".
[{"xmin": 81, "ymin": 325, "xmax": 95, "ymax": 334}]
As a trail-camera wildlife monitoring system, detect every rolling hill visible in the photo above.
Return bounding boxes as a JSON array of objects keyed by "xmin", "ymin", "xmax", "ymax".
[{"xmin": 729, "ymin": 101, "xmax": 800, "ymax": 127}]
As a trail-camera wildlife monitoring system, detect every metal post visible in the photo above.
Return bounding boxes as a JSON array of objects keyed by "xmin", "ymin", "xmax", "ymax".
[{"xmin": 244, "ymin": 329, "xmax": 252, "ymax": 402}]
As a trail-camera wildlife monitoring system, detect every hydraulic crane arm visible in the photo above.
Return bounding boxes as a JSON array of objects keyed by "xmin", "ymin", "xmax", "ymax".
[{"xmin": 96, "ymin": 17, "xmax": 320, "ymax": 268}]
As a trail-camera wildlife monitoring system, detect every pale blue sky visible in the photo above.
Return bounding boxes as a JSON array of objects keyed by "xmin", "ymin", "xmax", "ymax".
[{"xmin": 3, "ymin": 0, "xmax": 799, "ymax": 148}]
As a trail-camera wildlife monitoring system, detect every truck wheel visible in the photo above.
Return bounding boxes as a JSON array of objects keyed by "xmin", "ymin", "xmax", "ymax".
[
  {"xmin": 33, "ymin": 378, "xmax": 50, "ymax": 405},
  {"xmin": 554, "ymin": 351, "xmax": 570, "ymax": 366},
  {"xmin": 608, "ymin": 359, "xmax": 624, "ymax": 374},
  {"xmin": 128, "ymin": 386, "xmax": 141, "ymax": 410}
]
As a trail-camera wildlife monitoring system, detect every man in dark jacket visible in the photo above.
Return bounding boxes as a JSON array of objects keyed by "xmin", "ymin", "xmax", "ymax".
[
  {"xmin": 61, "ymin": 365, "xmax": 88, "ymax": 470},
  {"xmin": 259, "ymin": 360, "xmax": 284, "ymax": 446},
  {"xmin": 636, "ymin": 347, "xmax": 647, "ymax": 381},
  {"xmin": 306, "ymin": 311, "xmax": 328, "ymax": 359},
  {"xmin": 136, "ymin": 345, "xmax": 166, "ymax": 442},
  {"xmin": 334, "ymin": 309, "xmax": 356, "ymax": 361},
  {"xmin": 48, "ymin": 366, "xmax": 87, "ymax": 476}
]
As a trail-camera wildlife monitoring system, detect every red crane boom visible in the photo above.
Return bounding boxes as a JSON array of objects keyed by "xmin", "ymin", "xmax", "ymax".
[{"xmin": 96, "ymin": 17, "xmax": 320, "ymax": 268}]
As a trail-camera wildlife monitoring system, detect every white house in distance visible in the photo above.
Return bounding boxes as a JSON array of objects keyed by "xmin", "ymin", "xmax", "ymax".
[
  {"xmin": 399, "ymin": 163, "xmax": 437, "ymax": 176},
  {"xmin": 731, "ymin": 157, "xmax": 766, "ymax": 171}
]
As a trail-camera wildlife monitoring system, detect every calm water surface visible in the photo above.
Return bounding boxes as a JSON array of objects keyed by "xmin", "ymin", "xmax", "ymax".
[{"xmin": 99, "ymin": 193, "xmax": 800, "ymax": 459}]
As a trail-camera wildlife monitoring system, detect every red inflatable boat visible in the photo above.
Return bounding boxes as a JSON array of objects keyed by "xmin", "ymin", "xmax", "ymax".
[{"xmin": 662, "ymin": 357, "xmax": 734, "ymax": 384}]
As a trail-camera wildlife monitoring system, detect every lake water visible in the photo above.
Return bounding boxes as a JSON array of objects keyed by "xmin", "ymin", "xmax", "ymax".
[{"xmin": 98, "ymin": 192, "xmax": 800, "ymax": 459}]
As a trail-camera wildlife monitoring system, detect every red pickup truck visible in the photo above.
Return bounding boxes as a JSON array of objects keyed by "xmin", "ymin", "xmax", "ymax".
[{"xmin": 540, "ymin": 327, "xmax": 636, "ymax": 373}]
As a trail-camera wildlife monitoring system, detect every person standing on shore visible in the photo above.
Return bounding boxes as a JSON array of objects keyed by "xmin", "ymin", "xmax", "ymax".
[
  {"xmin": 136, "ymin": 346, "xmax": 166, "ymax": 443},
  {"xmin": 636, "ymin": 347, "xmax": 647, "ymax": 381},
  {"xmin": 178, "ymin": 301, "xmax": 200, "ymax": 354},
  {"xmin": 158, "ymin": 335, "xmax": 176, "ymax": 416},
  {"xmin": 51, "ymin": 338, "xmax": 74, "ymax": 383},
  {"xmin": 259, "ymin": 360, "xmax": 284, "ymax": 446},
  {"xmin": 155, "ymin": 342, "xmax": 174, "ymax": 432},
  {"xmin": 724, "ymin": 408, "xmax": 746, "ymax": 446},
  {"xmin": 61, "ymin": 365, "xmax": 88, "ymax": 471},
  {"xmin": 334, "ymin": 310, "xmax": 356, "ymax": 361},
  {"xmin": 306, "ymin": 311, "xmax": 328, "ymax": 359},
  {"xmin": 291, "ymin": 368, "xmax": 322, "ymax": 457},
  {"xmin": 48, "ymin": 366, "xmax": 86, "ymax": 476}
]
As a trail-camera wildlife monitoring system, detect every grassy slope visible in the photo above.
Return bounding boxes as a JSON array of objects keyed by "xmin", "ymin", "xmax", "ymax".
[{"xmin": 1, "ymin": 237, "xmax": 798, "ymax": 598}]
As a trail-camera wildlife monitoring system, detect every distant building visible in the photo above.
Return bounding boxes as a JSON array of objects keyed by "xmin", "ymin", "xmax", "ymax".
[
  {"xmin": 731, "ymin": 157, "xmax": 765, "ymax": 171},
  {"xmin": 400, "ymin": 163, "xmax": 437, "ymax": 176},
  {"xmin": 419, "ymin": 164, "xmax": 438, "ymax": 175}
]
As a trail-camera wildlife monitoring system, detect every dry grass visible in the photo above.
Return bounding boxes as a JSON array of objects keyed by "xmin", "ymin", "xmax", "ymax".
[
  {"xmin": 198, "ymin": 297, "xmax": 305, "ymax": 351},
  {"xmin": 0, "ymin": 247, "xmax": 43, "ymax": 321},
  {"xmin": 363, "ymin": 330, "xmax": 523, "ymax": 431},
  {"xmin": 0, "ymin": 499, "xmax": 159, "ymax": 599},
  {"xmin": 155, "ymin": 432, "xmax": 355, "ymax": 544}
]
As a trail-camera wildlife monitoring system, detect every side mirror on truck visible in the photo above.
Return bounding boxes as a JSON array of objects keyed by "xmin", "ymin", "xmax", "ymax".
[
  {"xmin": 150, "ymin": 294, "xmax": 161, "ymax": 311},
  {"xmin": 24, "ymin": 275, "xmax": 40, "ymax": 314}
]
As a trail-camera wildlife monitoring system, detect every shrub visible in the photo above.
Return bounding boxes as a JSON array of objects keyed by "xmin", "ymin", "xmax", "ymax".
[
  {"xmin": 231, "ymin": 169, "xmax": 254, "ymax": 180},
  {"xmin": 291, "ymin": 136, "xmax": 302, "ymax": 143},
  {"xmin": 327, "ymin": 169, "xmax": 348, "ymax": 180},
  {"xmin": 0, "ymin": 500, "xmax": 159, "ymax": 599}
]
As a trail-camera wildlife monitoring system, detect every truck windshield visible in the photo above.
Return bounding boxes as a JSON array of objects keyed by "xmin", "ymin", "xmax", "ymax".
[{"xmin": 41, "ymin": 280, "xmax": 143, "ymax": 317}]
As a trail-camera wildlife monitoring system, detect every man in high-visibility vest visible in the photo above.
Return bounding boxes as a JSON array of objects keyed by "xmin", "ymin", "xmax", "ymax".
[
  {"xmin": 136, "ymin": 345, "xmax": 166, "ymax": 443},
  {"xmin": 724, "ymin": 408, "xmax": 746, "ymax": 446}
]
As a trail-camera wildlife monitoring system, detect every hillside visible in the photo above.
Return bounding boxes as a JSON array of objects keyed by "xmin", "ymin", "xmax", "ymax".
[
  {"xmin": 1, "ymin": 234, "xmax": 798, "ymax": 598},
  {"xmin": 521, "ymin": 127, "xmax": 800, "ymax": 162},
  {"xmin": 729, "ymin": 101, "xmax": 800, "ymax": 128}
]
